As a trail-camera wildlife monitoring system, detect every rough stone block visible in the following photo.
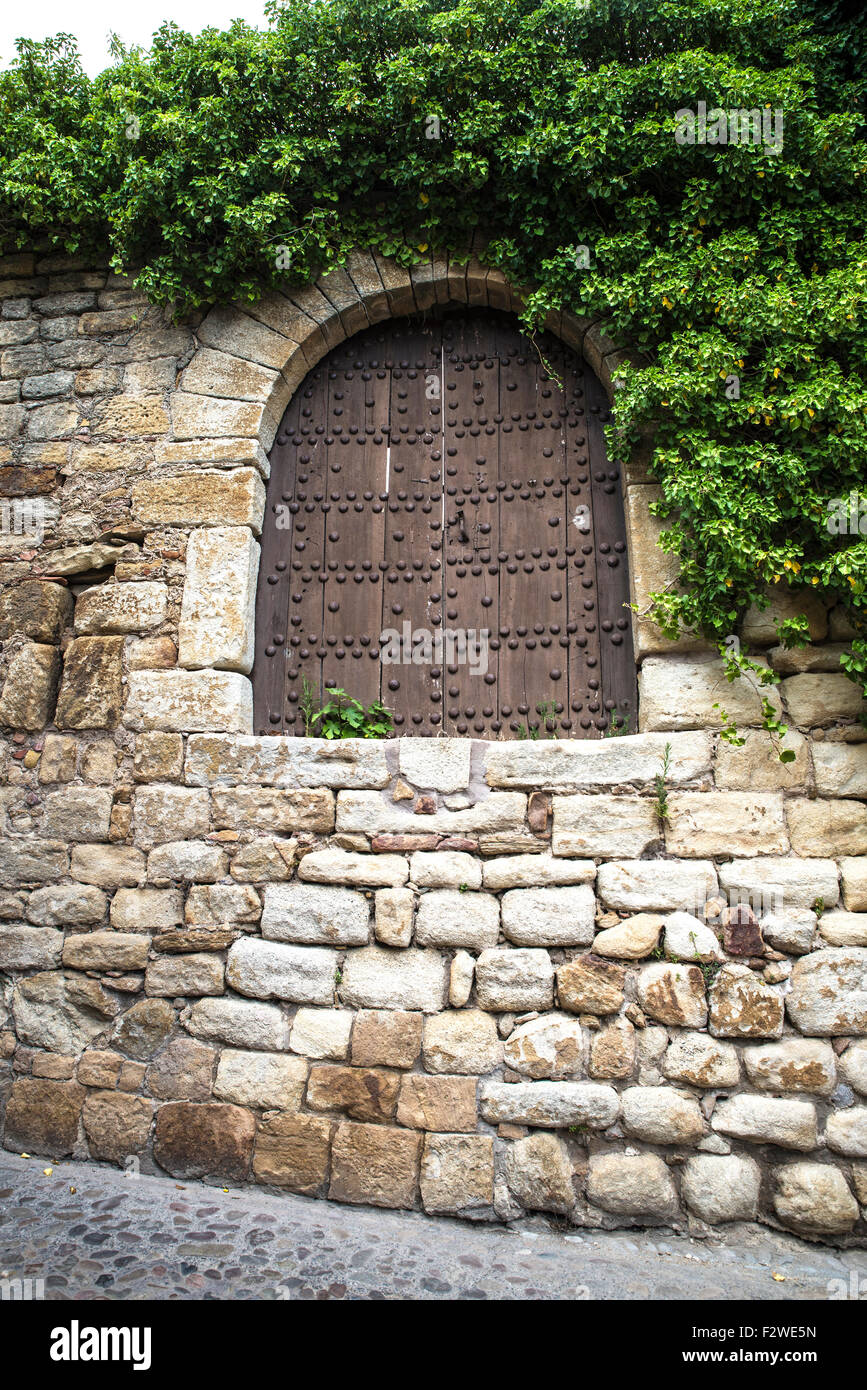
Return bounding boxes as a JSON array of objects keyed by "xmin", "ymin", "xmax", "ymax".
[
  {"xmin": 395, "ymin": 1073, "xmax": 478, "ymax": 1132},
  {"xmin": 261, "ymin": 882, "xmax": 369, "ymax": 946},
  {"xmin": 786, "ymin": 947, "xmax": 867, "ymax": 1035},
  {"xmin": 298, "ymin": 847, "xmax": 405, "ymax": 886},
  {"xmin": 62, "ymin": 931, "xmax": 149, "ymax": 972},
  {"xmin": 503, "ymin": 1013, "xmax": 584, "ymax": 1080},
  {"xmin": 0, "ymin": 642, "xmax": 61, "ymax": 729},
  {"xmin": 586, "ymin": 1153, "xmax": 679, "ymax": 1219},
  {"xmin": 409, "ymin": 851, "xmax": 481, "ymax": 890},
  {"xmin": 482, "ymin": 854, "xmax": 596, "ymax": 891},
  {"xmin": 55, "ymin": 636, "xmax": 124, "ymax": 729},
  {"xmin": 596, "ymin": 860, "xmax": 717, "ymax": 913},
  {"xmin": 227, "ymin": 937, "xmax": 337, "ymax": 1006},
  {"xmin": 773, "ymin": 1162, "xmax": 859, "ymax": 1234},
  {"xmin": 27, "ymin": 883, "xmax": 107, "ymax": 927},
  {"xmin": 786, "ymin": 798, "xmax": 867, "ymax": 857},
  {"xmin": 74, "ymin": 582, "xmax": 167, "ymax": 636},
  {"xmin": 0, "ymin": 580, "xmax": 72, "ymax": 643},
  {"xmin": 307, "ymin": 1063, "xmax": 400, "ymax": 1123},
  {"xmin": 133, "ymin": 785, "xmax": 210, "ymax": 849},
  {"xmin": 662, "ymin": 1032, "xmax": 739, "ymax": 1088},
  {"xmin": 212, "ymin": 787, "xmax": 334, "ymax": 833},
  {"xmin": 132, "ymin": 468, "xmax": 265, "ymax": 531},
  {"xmin": 743, "ymin": 1039, "xmax": 836, "ymax": 1095},
  {"xmin": 421, "ymin": 1134, "xmax": 494, "ymax": 1214},
  {"xmin": 374, "ymin": 887, "xmax": 414, "ymax": 947},
  {"xmin": 178, "ymin": 526, "xmax": 258, "ymax": 674},
  {"xmin": 124, "ymin": 670, "xmax": 254, "ymax": 735},
  {"xmin": 153, "ymin": 1101, "xmax": 256, "ymax": 1182},
  {"xmin": 329, "ymin": 1121, "xmax": 422, "ymax": 1209},
  {"xmin": 3, "ymin": 1077, "xmax": 86, "ymax": 1156},
  {"xmin": 718, "ymin": 858, "xmax": 839, "ymax": 911},
  {"xmin": 712, "ymin": 1095, "xmax": 818, "ymax": 1150},
  {"xmin": 184, "ymin": 734, "xmax": 389, "ymax": 789},
  {"xmin": 146, "ymin": 1038, "xmax": 216, "ymax": 1101},
  {"xmin": 474, "ymin": 948, "xmax": 554, "ymax": 1012},
  {"xmin": 415, "ymin": 889, "xmax": 500, "ymax": 949},
  {"xmin": 841, "ymin": 857, "xmax": 867, "ymax": 911},
  {"xmin": 479, "ymin": 1080, "xmax": 619, "ymax": 1129},
  {"xmin": 811, "ymin": 742, "xmax": 867, "ymax": 798},
  {"xmin": 708, "ymin": 964, "xmax": 785, "ymax": 1039},
  {"xmin": 0, "ymin": 923, "xmax": 63, "ymax": 970},
  {"xmin": 666, "ymin": 792, "xmax": 788, "ymax": 857},
  {"xmin": 485, "ymin": 732, "xmax": 712, "ymax": 790},
  {"xmin": 252, "ymin": 1112, "xmax": 332, "ymax": 1194},
  {"xmin": 556, "ymin": 957, "xmax": 625, "ymax": 1015},
  {"xmin": 335, "ymin": 789, "xmax": 526, "ymax": 836},
  {"xmin": 500, "ymin": 885, "xmax": 595, "ymax": 947},
  {"xmin": 144, "ymin": 953, "xmax": 225, "ymax": 997},
  {"xmin": 781, "ymin": 673, "xmax": 865, "ymax": 726},
  {"xmin": 110, "ymin": 887, "xmax": 183, "ymax": 933},
  {"xmin": 681, "ymin": 1155, "xmax": 761, "ymax": 1224},
  {"xmin": 289, "ymin": 1008, "xmax": 353, "ymax": 1062},
  {"xmin": 213, "ymin": 1049, "xmax": 308, "ymax": 1110},
  {"xmin": 147, "ymin": 841, "xmax": 227, "ymax": 884},
  {"xmin": 423, "ymin": 1010, "xmax": 502, "ymax": 1075},
  {"xmin": 71, "ymin": 844, "xmax": 145, "ymax": 889},
  {"xmin": 187, "ymin": 996, "xmax": 286, "ymax": 1051},
  {"xmin": 339, "ymin": 945, "xmax": 447, "ymax": 1014},
  {"xmin": 398, "ymin": 738, "xmax": 471, "ymax": 792},
  {"xmin": 83, "ymin": 1091, "xmax": 153, "ymax": 1163},
  {"xmin": 552, "ymin": 794, "xmax": 660, "ymax": 857},
  {"xmin": 714, "ymin": 729, "xmax": 809, "ymax": 790},
  {"xmin": 350, "ymin": 1009, "xmax": 422, "ymax": 1069},
  {"xmin": 42, "ymin": 787, "xmax": 113, "ymax": 842},
  {"xmin": 133, "ymin": 732, "xmax": 185, "ymax": 783},
  {"xmin": 637, "ymin": 963, "xmax": 707, "ymax": 1028},
  {"xmin": 639, "ymin": 658, "xmax": 778, "ymax": 731}
]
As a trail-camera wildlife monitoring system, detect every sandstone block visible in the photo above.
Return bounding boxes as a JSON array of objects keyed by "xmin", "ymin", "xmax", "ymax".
[
  {"xmin": 499, "ymin": 885, "xmax": 595, "ymax": 948},
  {"xmin": 37, "ymin": 734, "xmax": 78, "ymax": 784},
  {"xmin": 398, "ymin": 738, "xmax": 471, "ymax": 792},
  {"xmin": 505, "ymin": 1132, "xmax": 575, "ymax": 1214},
  {"xmin": 178, "ymin": 526, "xmax": 258, "ymax": 674},
  {"xmin": 329, "ymin": 1121, "xmax": 421, "ymax": 1209},
  {"xmin": 812, "ymin": 742, "xmax": 867, "ymax": 798},
  {"xmin": 786, "ymin": 947, "xmax": 867, "ymax": 1035},
  {"xmin": 482, "ymin": 854, "xmax": 596, "ymax": 891},
  {"xmin": 637, "ymin": 963, "xmax": 707, "ymax": 1028},
  {"xmin": 396, "ymin": 1073, "xmax": 478, "ymax": 1132},
  {"xmin": 145, "ymin": 953, "xmax": 225, "ymax": 997},
  {"xmin": 83, "ymin": 1091, "xmax": 153, "ymax": 1164},
  {"xmin": 592, "ymin": 912, "xmax": 662, "ymax": 960},
  {"xmin": 213, "ymin": 787, "xmax": 334, "ymax": 834},
  {"xmin": 133, "ymin": 732, "xmax": 184, "ymax": 782},
  {"xmin": 759, "ymin": 909, "xmax": 816, "ymax": 955},
  {"xmin": 289, "ymin": 1007, "xmax": 353, "ymax": 1062},
  {"xmin": 339, "ymin": 945, "xmax": 447, "ymax": 1013},
  {"xmin": 485, "ymin": 730, "xmax": 713, "ymax": 790},
  {"xmin": 227, "ymin": 937, "xmax": 336, "ymax": 1006},
  {"xmin": 230, "ymin": 838, "xmax": 298, "ymax": 883},
  {"xmin": 184, "ymin": 733, "xmax": 389, "ymax": 789},
  {"xmin": 449, "ymin": 951, "xmax": 474, "ymax": 1008},
  {"xmin": 0, "ymin": 642, "xmax": 61, "ymax": 729},
  {"xmin": 773, "ymin": 1162, "xmax": 859, "ymax": 1234},
  {"xmin": 62, "ymin": 931, "xmax": 149, "ymax": 972},
  {"xmin": 146, "ymin": 1038, "xmax": 216, "ymax": 1101},
  {"xmin": 819, "ymin": 912, "xmax": 867, "ymax": 947},
  {"xmin": 13, "ymin": 970, "xmax": 117, "ymax": 1053},
  {"xmin": 147, "ymin": 841, "xmax": 227, "ymax": 884},
  {"xmin": 27, "ymin": 887, "xmax": 106, "ymax": 932},
  {"xmin": 556, "ymin": 957, "xmax": 625, "ymax": 1015},
  {"xmin": 297, "ymin": 848, "xmax": 404, "ymax": 889},
  {"xmin": 714, "ymin": 730, "xmax": 809, "ymax": 791},
  {"xmin": 110, "ymin": 887, "xmax": 183, "ymax": 933},
  {"xmin": 681, "ymin": 1155, "xmax": 761, "ymax": 1224},
  {"xmin": 187, "ymin": 996, "xmax": 286, "ymax": 1051},
  {"xmin": 124, "ymin": 670, "xmax": 253, "ymax": 735},
  {"xmin": 409, "ymin": 851, "xmax": 481, "ymax": 890},
  {"xmin": 586, "ymin": 1153, "xmax": 678, "ymax": 1218},
  {"xmin": 0, "ymin": 839, "xmax": 69, "ymax": 886},
  {"xmin": 420, "ymin": 1133, "xmax": 494, "ymax": 1214},
  {"xmin": 639, "ymin": 658, "xmax": 777, "ymax": 731},
  {"xmin": 718, "ymin": 858, "xmax": 839, "ymax": 911},
  {"xmin": 153, "ymin": 1101, "xmax": 256, "ymax": 1182},
  {"xmin": 133, "ymin": 786, "xmax": 210, "ymax": 849},
  {"xmin": 261, "ymin": 882, "xmax": 369, "ymax": 947},
  {"xmin": 75, "ymin": 582, "xmax": 167, "ymax": 636},
  {"xmin": 475, "ymin": 948, "xmax": 554, "ymax": 1012},
  {"xmin": 42, "ymin": 787, "xmax": 113, "ymax": 842},
  {"xmin": 374, "ymin": 887, "xmax": 414, "ymax": 947},
  {"xmin": 335, "ymin": 789, "xmax": 526, "ymax": 836},
  {"xmin": 825, "ymin": 1107, "xmax": 867, "ymax": 1158},
  {"xmin": 252, "ymin": 1112, "xmax": 332, "ymax": 1194},
  {"xmin": 662, "ymin": 1033, "xmax": 740, "ymax": 1089},
  {"xmin": 0, "ymin": 923, "xmax": 62, "ymax": 970},
  {"xmin": 712, "ymin": 1095, "xmax": 817, "ymax": 1150},
  {"xmin": 415, "ymin": 889, "xmax": 500, "ymax": 949},
  {"xmin": 56, "ymin": 636, "xmax": 123, "ymax": 729},
  {"xmin": 709, "ymin": 965, "xmax": 784, "ymax": 1040},
  {"xmin": 307, "ymin": 1063, "xmax": 400, "ymax": 1124},
  {"xmin": 213, "ymin": 1049, "xmax": 308, "ymax": 1110},
  {"xmin": 588, "ymin": 1018, "xmax": 636, "ymax": 1080},
  {"xmin": 666, "ymin": 792, "xmax": 788, "ymax": 857},
  {"xmin": 841, "ymin": 857, "xmax": 867, "ymax": 912},
  {"xmin": 184, "ymin": 883, "xmax": 260, "ymax": 926},
  {"xmin": 781, "ymin": 673, "xmax": 865, "ymax": 726},
  {"xmin": 111, "ymin": 999, "xmax": 175, "ymax": 1060},
  {"xmin": 787, "ymin": 797, "xmax": 867, "ymax": 857},
  {"xmin": 838, "ymin": 1039, "xmax": 867, "ymax": 1095},
  {"xmin": 662, "ymin": 911, "xmax": 723, "ymax": 962},
  {"xmin": 479, "ymin": 1079, "xmax": 619, "ymax": 1129},
  {"xmin": 498, "ymin": 1008, "xmax": 583, "ymax": 1085},
  {"xmin": 350, "ymin": 1009, "xmax": 422, "ymax": 1069},
  {"xmin": 622, "ymin": 1086, "xmax": 704, "ymax": 1145},
  {"xmin": 132, "ymin": 468, "xmax": 265, "ymax": 531},
  {"xmin": 0, "ymin": 580, "xmax": 72, "ymax": 643},
  {"xmin": 3, "ymin": 1077, "xmax": 86, "ymax": 1156},
  {"xmin": 423, "ymin": 1010, "xmax": 502, "ymax": 1075},
  {"xmin": 597, "ymin": 860, "xmax": 717, "ymax": 913}
]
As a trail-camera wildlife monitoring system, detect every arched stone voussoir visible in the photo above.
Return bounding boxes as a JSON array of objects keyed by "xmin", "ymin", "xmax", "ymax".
[{"xmin": 180, "ymin": 346, "xmax": 280, "ymax": 404}]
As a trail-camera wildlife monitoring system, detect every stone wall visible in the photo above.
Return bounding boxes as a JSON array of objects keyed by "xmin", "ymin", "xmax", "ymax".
[{"xmin": 1, "ymin": 248, "xmax": 866, "ymax": 1242}]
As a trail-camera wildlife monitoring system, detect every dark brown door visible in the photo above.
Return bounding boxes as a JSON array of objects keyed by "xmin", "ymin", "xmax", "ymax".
[{"xmin": 253, "ymin": 308, "xmax": 636, "ymax": 738}]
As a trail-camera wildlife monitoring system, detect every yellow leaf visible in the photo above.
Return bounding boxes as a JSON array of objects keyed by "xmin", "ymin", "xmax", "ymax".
[
  {"xmin": 419, "ymin": 193, "xmax": 429, "ymax": 205},
  {"xmin": 43, "ymin": 1167, "xmax": 53, "ymax": 1176},
  {"xmin": 808, "ymin": 408, "xmax": 815, "ymax": 418},
  {"xmin": 417, "ymin": 243, "xmax": 428, "ymax": 253},
  {"xmin": 773, "ymin": 367, "xmax": 780, "ymax": 378},
  {"xmin": 772, "ymin": 1273, "xmax": 786, "ymax": 1282}
]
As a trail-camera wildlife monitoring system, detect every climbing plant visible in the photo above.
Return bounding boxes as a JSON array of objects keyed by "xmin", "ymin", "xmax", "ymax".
[{"xmin": 2, "ymin": 0, "xmax": 867, "ymax": 709}]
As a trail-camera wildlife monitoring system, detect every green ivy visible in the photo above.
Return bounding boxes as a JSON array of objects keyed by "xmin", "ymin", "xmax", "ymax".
[{"xmin": 2, "ymin": 0, "xmax": 867, "ymax": 702}]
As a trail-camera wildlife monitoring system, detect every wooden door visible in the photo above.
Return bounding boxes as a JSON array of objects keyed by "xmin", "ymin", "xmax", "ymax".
[{"xmin": 253, "ymin": 308, "xmax": 636, "ymax": 738}]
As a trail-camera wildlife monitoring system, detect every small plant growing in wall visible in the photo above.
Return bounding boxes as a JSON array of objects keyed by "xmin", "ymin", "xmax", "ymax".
[
  {"xmin": 653, "ymin": 742, "xmax": 672, "ymax": 828},
  {"xmin": 301, "ymin": 683, "xmax": 394, "ymax": 739}
]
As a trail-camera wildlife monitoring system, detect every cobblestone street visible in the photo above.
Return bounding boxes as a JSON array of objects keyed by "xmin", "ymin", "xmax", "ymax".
[{"xmin": 1, "ymin": 1151, "xmax": 865, "ymax": 1302}]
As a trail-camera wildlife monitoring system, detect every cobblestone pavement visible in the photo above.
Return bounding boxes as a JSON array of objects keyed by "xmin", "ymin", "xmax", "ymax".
[{"xmin": 1, "ymin": 1151, "xmax": 865, "ymax": 1301}]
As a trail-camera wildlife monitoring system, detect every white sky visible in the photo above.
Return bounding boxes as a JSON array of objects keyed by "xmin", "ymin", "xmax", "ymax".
[{"xmin": 0, "ymin": 0, "xmax": 272, "ymax": 77}]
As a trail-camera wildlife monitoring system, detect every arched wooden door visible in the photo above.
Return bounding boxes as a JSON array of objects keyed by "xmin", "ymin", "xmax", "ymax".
[{"xmin": 253, "ymin": 308, "xmax": 636, "ymax": 738}]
